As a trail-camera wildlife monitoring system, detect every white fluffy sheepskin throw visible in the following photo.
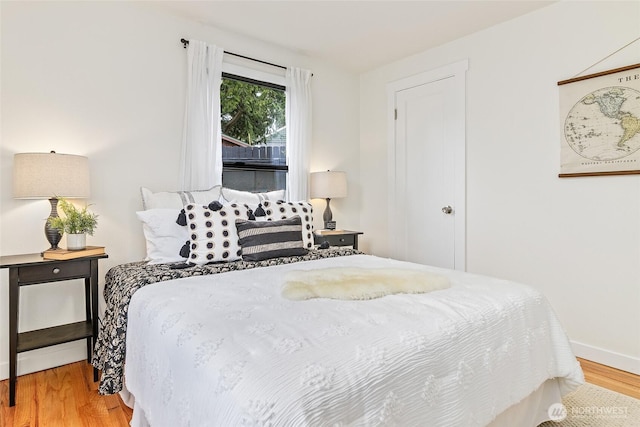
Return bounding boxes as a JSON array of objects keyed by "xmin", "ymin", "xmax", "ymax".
[{"xmin": 282, "ymin": 267, "xmax": 451, "ymax": 301}]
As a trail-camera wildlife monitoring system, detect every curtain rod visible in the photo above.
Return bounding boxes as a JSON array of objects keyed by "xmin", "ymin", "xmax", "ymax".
[{"xmin": 180, "ymin": 38, "xmax": 287, "ymax": 71}]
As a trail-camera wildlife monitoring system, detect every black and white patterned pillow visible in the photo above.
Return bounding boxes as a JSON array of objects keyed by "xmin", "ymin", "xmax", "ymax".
[
  {"xmin": 263, "ymin": 200, "xmax": 314, "ymax": 249},
  {"xmin": 184, "ymin": 203, "xmax": 250, "ymax": 265},
  {"xmin": 236, "ymin": 216, "xmax": 308, "ymax": 262}
]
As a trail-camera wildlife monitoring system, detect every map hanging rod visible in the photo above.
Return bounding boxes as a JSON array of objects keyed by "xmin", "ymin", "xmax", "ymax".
[
  {"xmin": 558, "ymin": 62, "xmax": 640, "ymax": 86},
  {"xmin": 570, "ymin": 35, "xmax": 640, "ymax": 79}
]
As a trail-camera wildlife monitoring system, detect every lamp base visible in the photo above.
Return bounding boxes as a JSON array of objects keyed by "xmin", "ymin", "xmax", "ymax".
[
  {"xmin": 324, "ymin": 221, "xmax": 336, "ymax": 230},
  {"xmin": 44, "ymin": 198, "xmax": 63, "ymax": 250},
  {"xmin": 323, "ymin": 198, "xmax": 336, "ymax": 230}
]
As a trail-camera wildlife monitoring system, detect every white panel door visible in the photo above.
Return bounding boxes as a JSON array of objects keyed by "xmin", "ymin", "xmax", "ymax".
[
  {"xmin": 394, "ymin": 77, "xmax": 456, "ymax": 268},
  {"xmin": 388, "ymin": 59, "xmax": 467, "ymax": 270}
]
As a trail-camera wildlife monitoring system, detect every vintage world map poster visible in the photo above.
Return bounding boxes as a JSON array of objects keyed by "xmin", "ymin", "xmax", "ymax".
[{"xmin": 558, "ymin": 63, "xmax": 640, "ymax": 177}]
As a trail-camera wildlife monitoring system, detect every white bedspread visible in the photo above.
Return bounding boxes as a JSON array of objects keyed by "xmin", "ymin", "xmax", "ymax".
[{"xmin": 125, "ymin": 255, "xmax": 583, "ymax": 427}]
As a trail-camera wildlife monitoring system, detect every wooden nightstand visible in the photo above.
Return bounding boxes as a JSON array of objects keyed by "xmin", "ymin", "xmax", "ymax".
[
  {"xmin": 314, "ymin": 230, "xmax": 363, "ymax": 250},
  {"xmin": 0, "ymin": 252, "xmax": 108, "ymax": 407}
]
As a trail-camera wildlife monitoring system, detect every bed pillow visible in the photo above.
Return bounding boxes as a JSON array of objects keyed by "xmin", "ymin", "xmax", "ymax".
[
  {"xmin": 141, "ymin": 186, "xmax": 222, "ymax": 210},
  {"xmin": 236, "ymin": 216, "xmax": 308, "ymax": 262},
  {"xmin": 263, "ymin": 200, "xmax": 314, "ymax": 249},
  {"xmin": 136, "ymin": 209, "xmax": 188, "ymax": 264},
  {"xmin": 220, "ymin": 187, "xmax": 285, "ymax": 206},
  {"xmin": 184, "ymin": 203, "xmax": 250, "ymax": 265}
]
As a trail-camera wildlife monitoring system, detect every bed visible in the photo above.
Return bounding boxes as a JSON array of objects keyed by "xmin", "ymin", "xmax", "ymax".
[
  {"xmin": 94, "ymin": 250, "xmax": 582, "ymax": 427},
  {"xmin": 92, "ymin": 190, "xmax": 583, "ymax": 426}
]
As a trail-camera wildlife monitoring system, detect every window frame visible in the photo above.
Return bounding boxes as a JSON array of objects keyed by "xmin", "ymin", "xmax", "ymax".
[{"xmin": 220, "ymin": 61, "xmax": 288, "ymax": 191}]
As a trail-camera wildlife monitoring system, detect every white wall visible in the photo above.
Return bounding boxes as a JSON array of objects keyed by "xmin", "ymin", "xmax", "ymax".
[
  {"xmin": 0, "ymin": 1, "xmax": 360, "ymax": 379},
  {"xmin": 3, "ymin": 0, "xmax": 637, "ymax": 382},
  {"xmin": 360, "ymin": 0, "xmax": 640, "ymax": 373}
]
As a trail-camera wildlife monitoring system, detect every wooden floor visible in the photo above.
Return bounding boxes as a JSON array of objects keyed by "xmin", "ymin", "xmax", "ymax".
[
  {"xmin": 0, "ymin": 362, "xmax": 131, "ymax": 427},
  {"xmin": 0, "ymin": 358, "xmax": 638, "ymax": 426},
  {"xmin": 578, "ymin": 357, "xmax": 640, "ymax": 399}
]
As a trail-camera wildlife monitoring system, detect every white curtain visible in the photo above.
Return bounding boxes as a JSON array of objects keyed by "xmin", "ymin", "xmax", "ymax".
[
  {"xmin": 180, "ymin": 40, "xmax": 224, "ymax": 191},
  {"xmin": 285, "ymin": 67, "xmax": 313, "ymax": 201}
]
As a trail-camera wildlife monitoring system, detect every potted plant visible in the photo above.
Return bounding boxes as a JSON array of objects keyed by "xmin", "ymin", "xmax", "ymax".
[{"xmin": 47, "ymin": 197, "xmax": 98, "ymax": 250}]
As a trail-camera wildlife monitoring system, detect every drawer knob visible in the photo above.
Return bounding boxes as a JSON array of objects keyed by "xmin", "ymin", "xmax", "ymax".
[
  {"xmin": 339, "ymin": 238, "xmax": 345, "ymax": 242},
  {"xmin": 52, "ymin": 268, "xmax": 60, "ymax": 274}
]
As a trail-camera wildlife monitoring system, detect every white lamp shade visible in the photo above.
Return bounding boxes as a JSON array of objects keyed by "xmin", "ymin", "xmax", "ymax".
[
  {"xmin": 13, "ymin": 152, "xmax": 90, "ymax": 199},
  {"xmin": 310, "ymin": 171, "xmax": 347, "ymax": 199}
]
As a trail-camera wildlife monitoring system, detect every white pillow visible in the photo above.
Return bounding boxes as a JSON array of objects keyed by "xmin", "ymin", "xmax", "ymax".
[
  {"xmin": 136, "ymin": 209, "xmax": 188, "ymax": 264},
  {"xmin": 140, "ymin": 186, "xmax": 222, "ymax": 210},
  {"xmin": 184, "ymin": 203, "xmax": 251, "ymax": 265},
  {"xmin": 263, "ymin": 200, "xmax": 314, "ymax": 250},
  {"xmin": 220, "ymin": 187, "xmax": 285, "ymax": 205}
]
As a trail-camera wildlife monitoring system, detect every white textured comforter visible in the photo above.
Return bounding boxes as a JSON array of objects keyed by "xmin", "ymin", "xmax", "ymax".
[{"xmin": 125, "ymin": 255, "xmax": 583, "ymax": 427}]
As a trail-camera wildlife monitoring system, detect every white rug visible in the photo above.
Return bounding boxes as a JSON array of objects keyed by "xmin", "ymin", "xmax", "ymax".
[{"xmin": 539, "ymin": 383, "xmax": 640, "ymax": 427}]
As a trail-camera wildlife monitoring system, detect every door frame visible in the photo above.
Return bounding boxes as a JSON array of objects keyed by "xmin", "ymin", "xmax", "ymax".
[{"xmin": 386, "ymin": 59, "xmax": 468, "ymax": 271}]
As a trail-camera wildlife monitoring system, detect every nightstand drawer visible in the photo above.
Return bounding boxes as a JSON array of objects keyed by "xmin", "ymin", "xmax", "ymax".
[
  {"xmin": 316, "ymin": 234, "xmax": 355, "ymax": 247},
  {"xmin": 314, "ymin": 230, "xmax": 363, "ymax": 250},
  {"xmin": 18, "ymin": 261, "xmax": 90, "ymax": 283}
]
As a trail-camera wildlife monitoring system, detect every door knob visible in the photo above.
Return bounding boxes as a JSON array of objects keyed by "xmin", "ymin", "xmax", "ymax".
[{"xmin": 442, "ymin": 206, "xmax": 453, "ymax": 214}]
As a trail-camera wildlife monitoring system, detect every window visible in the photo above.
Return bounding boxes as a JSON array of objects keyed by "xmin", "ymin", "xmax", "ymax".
[{"xmin": 220, "ymin": 73, "xmax": 287, "ymax": 192}]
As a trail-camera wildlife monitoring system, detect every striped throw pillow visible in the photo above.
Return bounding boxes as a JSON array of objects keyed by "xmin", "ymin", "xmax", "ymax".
[{"xmin": 236, "ymin": 216, "xmax": 309, "ymax": 262}]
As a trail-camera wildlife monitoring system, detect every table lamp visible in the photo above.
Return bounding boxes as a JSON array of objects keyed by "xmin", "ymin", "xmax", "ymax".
[
  {"xmin": 13, "ymin": 151, "xmax": 90, "ymax": 250},
  {"xmin": 310, "ymin": 170, "xmax": 347, "ymax": 230}
]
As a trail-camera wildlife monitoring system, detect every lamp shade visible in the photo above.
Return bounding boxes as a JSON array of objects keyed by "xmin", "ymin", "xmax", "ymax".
[
  {"xmin": 13, "ymin": 152, "xmax": 90, "ymax": 199},
  {"xmin": 310, "ymin": 171, "xmax": 347, "ymax": 199}
]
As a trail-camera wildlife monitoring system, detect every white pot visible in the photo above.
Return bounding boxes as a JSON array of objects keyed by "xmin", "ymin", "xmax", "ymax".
[{"xmin": 67, "ymin": 233, "xmax": 86, "ymax": 250}]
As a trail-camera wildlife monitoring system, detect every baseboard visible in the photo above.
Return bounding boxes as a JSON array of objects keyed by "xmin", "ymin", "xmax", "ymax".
[
  {"xmin": 0, "ymin": 341, "xmax": 87, "ymax": 381},
  {"xmin": 572, "ymin": 340, "xmax": 640, "ymax": 375}
]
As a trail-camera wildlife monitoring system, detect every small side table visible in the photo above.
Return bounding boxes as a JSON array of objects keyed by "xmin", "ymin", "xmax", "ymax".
[
  {"xmin": 314, "ymin": 230, "xmax": 363, "ymax": 250},
  {"xmin": 0, "ymin": 252, "xmax": 108, "ymax": 407}
]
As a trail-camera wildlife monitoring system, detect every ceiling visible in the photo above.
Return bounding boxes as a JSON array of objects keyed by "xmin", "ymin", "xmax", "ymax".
[{"xmin": 149, "ymin": 1, "xmax": 555, "ymax": 73}]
